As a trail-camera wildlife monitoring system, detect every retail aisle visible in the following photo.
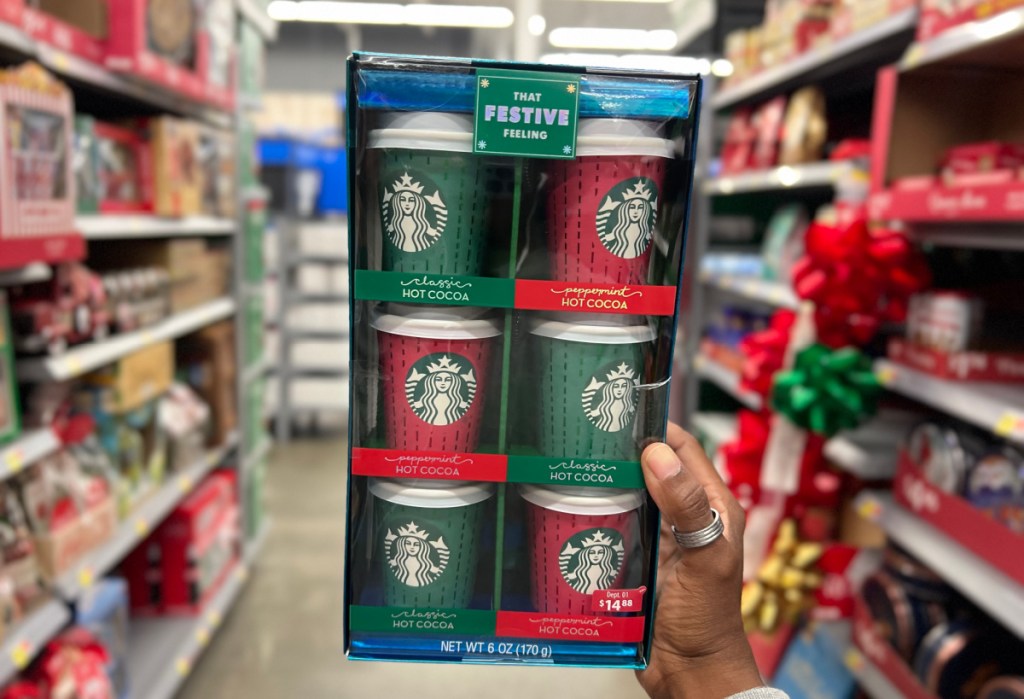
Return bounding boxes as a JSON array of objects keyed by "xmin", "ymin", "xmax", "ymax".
[{"xmin": 179, "ymin": 439, "xmax": 648, "ymax": 698}]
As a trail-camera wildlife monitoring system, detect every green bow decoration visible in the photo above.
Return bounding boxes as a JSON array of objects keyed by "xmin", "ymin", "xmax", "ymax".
[{"xmin": 771, "ymin": 344, "xmax": 881, "ymax": 437}]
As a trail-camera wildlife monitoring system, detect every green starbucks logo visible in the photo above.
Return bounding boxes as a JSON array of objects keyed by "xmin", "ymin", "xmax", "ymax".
[
  {"xmin": 381, "ymin": 170, "xmax": 448, "ymax": 252},
  {"xmin": 406, "ymin": 353, "xmax": 477, "ymax": 426},
  {"xmin": 385, "ymin": 521, "xmax": 450, "ymax": 588},
  {"xmin": 595, "ymin": 177, "xmax": 658, "ymax": 259},
  {"xmin": 559, "ymin": 528, "xmax": 625, "ymax": 594},
  {"xmin": 582, "ymin": 361, "xmax": 639, "ymax": 434}
]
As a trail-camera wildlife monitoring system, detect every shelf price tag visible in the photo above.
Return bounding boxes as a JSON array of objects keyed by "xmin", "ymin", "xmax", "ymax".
[
  {"xmin": 196, "ymin": 628, "xmax": 210, "ymax": 647},
  {"xmin": 591, "ymin": 587, "xmax": 646, "ymax": 614},
  {"xmin": 875, "ymin": 365, "xmax": 896, "ymax": 386},
  {"xmin": 175, "ymin": 658, "xmax": 191, "ymax": 676},
  {"xmin": 10, "ymin": 640, "xmax": 31, "ymax": 669},
  {"xmin": 4, "ymin": 448, "xmax": 23, "ymax": 475},
  {"xmin": 856, "ymin": 497, "xmax": 883, "ymax": 522},
  {"xmin": 994, "ymin": 412, "xmax": 1024, "ymax": 438},
  {"xmin": 134, "ymin": 519, "xmax": 149, "ymax": 537},
  {"xmin": 64, "ymin": 357, "xmax": 83, "ymax": 376},
  {"xmin": 78, "ymin": 567, "xmax": 95, "ymax": 589},
  {"xmin": 178, "ymin": 475, "xmax": 193, "ymax": 493},
  {"xmin": 207, "ymin": 610, "xmax": 222, "ymax": 627},
  {"xmin": 903, "ymin": 44, "xmax": 926, "ymax": 69},
  {"xmin": 844, "ymin": 648, "xmax": 864, "ymax": 673}
]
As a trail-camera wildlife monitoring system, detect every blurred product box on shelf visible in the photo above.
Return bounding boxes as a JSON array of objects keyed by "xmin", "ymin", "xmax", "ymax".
[
  {"xmin": 752, "ymin": 96, "xmax": 788, "ymax": 169},
  {"xmin": 779, "ymin": 87, "xmax": 827, "ymax": 166},
  {"xmin": 21, "ymin": 627, "xmax": 116, "ymax": 699},
  {"xmin": 35, "ymin": 0, "xmax": 107, "ymax": 38},
  {"xmin": 0, "ymin": 63, "xmax": 83, "ymax": 269},
  {"xmin": 888, "ymin": 338, "xmax": 1024, "ymax": 382},
  {"xmin": 74, "ymin": 115, "xmax": 100, "ymax": 214},
  {"xmin": 159, "ymin": 382, "xmax": 211, "ymax": 472},
  {"xmin": 21, "ymin": 0, "xmax": 106, "ymax": 64},
  {"xmin": 0, "ymin": 0, "xmax": 23, "ymax": 26},
  {"xmin": 773, "ymin": 621, "xmax": 856, "ymax": 698},
  {"xmin": 76, "ymin": 577, "xmax": 130, "ymax": 699},
  {"xmin": 83, "ymin": 340, "xmax": 174, "ymax": 414},
  {"xmin": 177, "ymin": 320, "xmax": 236, "ymax": 448},
  {"xmin": 148, "ymin": 116, "xmax": 202, "ymax": 217},
  {"xmin": 918, "ymin": 0, "xmax": 1024, "ymax": 41},
  {"xmin": 202, "ymin": 0, "xmax": 235, "ymax": 102},
  {"xmin": 101, "ymin": 267, "xmax": 172, "ymax": 334},
  {"xmin": 0, "ymin": 480, "xmax": 45, "ymax": 623},
  {"xmin": 123, "ymin": 472, "xmax": 239, "ymax": 615},
  {"xmin": 906, "ymin": 291, "xmax": 984, "ymax": 354},
  {"xmin": 831, "ymin": 0, "xmax": 914, "ymax": 38},
  {"xmin": 93, "ymin": 120, "xmax": 154, "ymax": 213},
  {"xmin": 199, "ymin": 126, "xmax": 237, "ymax": 218},
  {"xmin": 0, "ymin": 292, "xmax": 20, "ymax": 446},
  {"xmin": 941, "ymin": 141, "xmax": 1024, "ymax": 179}
]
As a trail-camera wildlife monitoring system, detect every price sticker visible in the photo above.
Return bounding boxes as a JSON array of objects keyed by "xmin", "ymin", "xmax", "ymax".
[
  {"xmin": 591, "ymin": 586, "xmax": 646, "ymax": 614},
  {"xmin": 51, "ymin": 51, "xmax": 70, "ymax": 71},
  {"xmin": 175, "ymin": 658, "xmax": 191, "ymax": 676},
  {"xmin": 65, "ymin": 357, "xmax": 83, "ymax": 376},
  {"xmin": 178, "ymin": 475, "xmax": 193, "ymax": 493},
  {"xmin": 196, "ymin": 628, "xmax": 210, "ymax": 646},
  {"xmin": 236, "ymin": 566, "xmax": 249, "ymax": 582},
  {"xmin": 78, "ymin": 567, "xmax": 94, "ymax": 589},
  {"xmin": 134, "ymin": 519, "xmax": 149, "ymax": 537},
  {"xmin": 844, "ymin": 648, "xmax": 864, "ymax": 673},
  {"xmin": 742, "ymin": 280, "xmax": 759, "ymax": 298},
  {"xmin": 875, "ymin": 365, "xmax": 896, "ymax": 386},
  {"xmin": 141, "ymin": 330, "xmax": 155, "ymax": 345},
  {"xmin": 10, "ymin": 640, "xmax": 31, "ymax": 669},
  {"xmin": 994, "ymin": 412, "xmax": 1024, "ymax": 438},
  {"xmin": 207, "ymin": 610, "xmax": 222, "ymax": 627},
  {"xmin": 856, "ymin": 498, "xmax": 882, "ymax": 522},
  {"xmin": 903, "ymin": 43, "xmax": 926, "ymax": 69},
  {"xmin": 4, "ymin": 448, "xmax": 23, "ymax": 475}
]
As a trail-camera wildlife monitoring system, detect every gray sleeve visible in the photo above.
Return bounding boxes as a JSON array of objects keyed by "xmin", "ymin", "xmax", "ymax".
[{"xmin": 725, "ymin": 689, "xmax": 789, "ymax": 699}]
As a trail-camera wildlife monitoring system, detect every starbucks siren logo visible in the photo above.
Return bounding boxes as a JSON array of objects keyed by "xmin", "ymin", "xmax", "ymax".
[
  {"xmin": 406, "ymin": 353, "xmax": 477, "ymax": 426},
  {"xmin": 559, "ymin": 528, "xmax": 625, "ymax": 594},
  {"xmin": 385, "ymin": 521, "xmax": 450, "ymax": 588},
  {"xmin": 595, "ymin": 177, "xmax": 658, "ymax": 259},
  {"xmin": 381, "ymin": 170, "xmax": 448, "ymax": 252},
  {"xmin": 582, "ymin": 361, "xmax": 639, "ymax": 433}
]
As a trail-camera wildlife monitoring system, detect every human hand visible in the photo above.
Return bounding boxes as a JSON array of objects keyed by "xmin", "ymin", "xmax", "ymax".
[{"xmin": 636, "ymin": 423, "xmax": 762, "ymax": 699}]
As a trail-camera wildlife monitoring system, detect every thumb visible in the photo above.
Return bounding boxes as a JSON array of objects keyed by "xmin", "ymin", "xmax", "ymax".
[{"xmin": 641, "ymin": 442, "xmax": 714, "ymax": 536}]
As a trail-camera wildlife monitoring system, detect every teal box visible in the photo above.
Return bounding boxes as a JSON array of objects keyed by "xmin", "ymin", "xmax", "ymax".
[{"xmin": 343, "ymin": 52, "xmax": 702, "ymax": 670}]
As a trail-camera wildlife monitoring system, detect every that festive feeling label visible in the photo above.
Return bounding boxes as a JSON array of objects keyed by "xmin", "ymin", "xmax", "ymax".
[{"xmin": 474, "ymin": 69, "xmax": 580, "ymax": 159}]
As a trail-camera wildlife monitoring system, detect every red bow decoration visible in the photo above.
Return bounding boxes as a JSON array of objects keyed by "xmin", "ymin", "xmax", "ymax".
[
  {"xmin": 791, "ymin": 219, "xmax": 931, "ymax": 348},
  {"xmin": 739, "ymin": 310, "xmax": 796, "ymax": 399},
  {"xmin": 721, "ymin": 410, "xmax": 772, "ymax": 507}
]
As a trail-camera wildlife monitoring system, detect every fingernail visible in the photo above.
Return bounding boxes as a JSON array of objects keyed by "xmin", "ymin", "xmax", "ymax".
[{"xmin": 645, "ymin": 444, "xmax": 681, "ymax": 480}]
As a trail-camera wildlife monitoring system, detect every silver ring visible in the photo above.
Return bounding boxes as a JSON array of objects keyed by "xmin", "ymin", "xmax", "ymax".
[{"xmin": 671, "ymin": 508, "xmax": 724, "ymax": 549}]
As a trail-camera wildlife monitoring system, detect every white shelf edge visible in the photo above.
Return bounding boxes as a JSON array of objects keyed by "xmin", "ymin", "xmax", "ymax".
[
  {"xmin": 900, "ymin": 6, "xmax": 1024, "ymax": 71},
  {"xmin": 236, "ymin": 0, "xmax": 279, "ymax": 39},
  {"xmin": 824, "ymin": 436, "xmax": 897, "ymax": 480},
  {"xmin": 694, "ymin": 354, "xmax": 763, "ymax": 410},
  {"xmin": 77, "ymin": 215, "xmax": 237, "ymax": 240},
  {"xmin": 17, "ymin": 297, "xmax": 236, "ymax": 382},
  {"xmin": 875, "ymin": 359, "xmax": 1024, "ymax": 446},
  {"xmin": 859, "ymin": 491, "xmax": 1024, "ymax": 638},
  {"xmin": 0, "ymin": 263, "xmax": 52, "ymax": 287},
  {"xmin": 55, "ymin": 434, "xmax": 238, "ymax": 601},
  {"xmin": 691, "ymin": 412, "xmax": 738, "ymax": 446},
  {"xmin": 701, "ymin": 271, "xmax": 800, "ymax": 309},
  {"xmin": 0, "ymin": 598, "xmax": 71, "ymax": 686},
  {"xmin": 712, "ymin": 8, "xmax": 919, "ymax": 108},
  {"xmin": 126, "ymin": 561, "xmax": 249, "ymax": 699},
  {"xmin": 0, "ymin": 428, "xmax": 62, "ymax": 483},
  {"xmin": 704, "ymin": 161, "xmax": 861, "ymax": 195}
]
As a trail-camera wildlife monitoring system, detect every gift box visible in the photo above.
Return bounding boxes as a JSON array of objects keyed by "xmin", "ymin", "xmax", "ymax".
[
  {"xmin": 23, "ymin": 0, "xmax": 106, "ymax": 65},
  {"xmin": 344, "ymin": 53, "xmax": 701, "ymax": 668},
  {"xmin": 177, "ymin": 320, "xmax": 237, "ymax": 447},
  {"xmin": 198, "ymin": 126, "xmax": 236, "ymax": 218},
  {"xmin": 0, "ymin": 0, "xmax": 24, "ymax": 26},
  {"xmin": 888, "ymin": 337, "xmax": 1024, "ymax": 383},
  {"xmin": 0, "ymin": 63, "xmax": 83, "ymax": 270},
  {"xmin": 147, "ymin": 117, "xmax": 202, "ymax": 217},
  {"xmin": 774, "ymin": 621, "xmax": 857, "ymax": 698},
  {"xmin": 94, "ymin": 121, "xmax": 153, "ymax": 214}
]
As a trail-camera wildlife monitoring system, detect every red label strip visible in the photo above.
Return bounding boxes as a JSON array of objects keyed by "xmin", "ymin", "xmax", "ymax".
[
  {"xmin": 351, "ymin": 448, "xmax": 508, "ymax": 482},
  {"xmin": 495, "ymin": 610, "xmax": 645, "ymax": 643},
  {"xmin": 514, "ymin": 280, "xmax": 678, "ymax": 316}
]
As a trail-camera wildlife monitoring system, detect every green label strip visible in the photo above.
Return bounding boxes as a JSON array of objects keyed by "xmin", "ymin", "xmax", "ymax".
[
  {"xmin": 354, "ymin": 270, "xmax": 515, "ymax": 307},
  {"xmin": 506, "ymin": 456, "xmax": 644, "ymax": 489},
  {"xmin": 350, "ymin": 606, "xmax": 497, "ymax": 635}
]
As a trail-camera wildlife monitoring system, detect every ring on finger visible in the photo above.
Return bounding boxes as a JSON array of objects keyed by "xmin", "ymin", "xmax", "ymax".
[{"xmin": 671, "ymin": 508, "xmax": 724, "ymax": 549}]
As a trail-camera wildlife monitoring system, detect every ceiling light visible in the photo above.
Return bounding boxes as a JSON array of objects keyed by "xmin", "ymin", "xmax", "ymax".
[
  {"xmin": 548, "ymin": 27, "xmax": 678, "ymax": 50},
  {"xmin": 268, "ymin": 0, "xmax": 515, "ymax": 27},
  {"xmin": 528, "ymin": 14, "xmax": 546, "ymax": 36},
  {"xmin": 710, "ymin": 58, "xmax": 734, "ymax": 77}
]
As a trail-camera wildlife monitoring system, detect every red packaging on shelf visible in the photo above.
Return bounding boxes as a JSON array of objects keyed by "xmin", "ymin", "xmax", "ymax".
[
  {"xmin": 21, "ymin": 5, "xmax": 106, "ymax": 65},
  {"xmin": 941, "ymin": 141, "xmax": 1024, "ymax": 175},
  {"xmin": 0, "ymin": 0, "xmax": 24, "ymax": 27},
  {"xmin": 918, "ymin": 0, "xmax": 1024, "ymax": 41},
  {"xmin": 893, "ymin": 451, "xmax": 1024, "ymax": 586},
  {"xmin": 751, "ymin": 96, "xmax": 788, "ymax": 170},
  {"xmin": 93, "ymin": 121, "xmax": 154, "ymax": 214},
  {"xmin": 887, "ymin": 338, "xmax": 1024, "ymax": 383},
  {"xmin": 852, "ymin": 598, "xmax": 938, "ymax": 699}
]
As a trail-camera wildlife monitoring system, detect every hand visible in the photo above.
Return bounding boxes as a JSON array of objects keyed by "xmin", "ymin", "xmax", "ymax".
[{"xmin": 636, "ymin": 423, "xmax": 763, "ymax": 699}]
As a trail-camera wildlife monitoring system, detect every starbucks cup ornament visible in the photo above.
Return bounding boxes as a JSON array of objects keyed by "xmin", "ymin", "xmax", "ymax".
[
  {"xmin": 370, "ymin": 478, "xmax": 495, "ymax": 608},
  {"xmin": 373, "ymin": 304, "xmax": 501, "ymax": 453},
  {"xmin": 547, "ymin": 119, "xmax": 675, "ymax": 286},
  {"xmin": 529, "ymin": 317, "xmax": 655, "ymax": 461},
  {"xmin": 520, "ymin": 484, "xmax": 644, "ymax": 615},
  {"xmin": 370, "ymin": 112, "xmax": 490, "ymax": 276}
]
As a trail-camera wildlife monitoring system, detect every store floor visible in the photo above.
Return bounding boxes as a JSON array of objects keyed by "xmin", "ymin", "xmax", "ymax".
[{"xmin": 179, "ymin": 438, "xmax": 649, "ymax": 699}]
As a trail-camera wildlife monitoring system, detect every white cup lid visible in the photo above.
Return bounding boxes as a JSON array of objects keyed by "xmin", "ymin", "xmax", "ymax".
[
  {"xmin": 370, "ymin": 111, "xmax": 474, "ymax": 153},
  {"xmin": 576, "ymin": 118, "xmax": 675, "ymax": 158},
  {"xmin": 372, "ymin": 305, "xmax": 502, "ymax": 340},
  {"xmin": 529, "ymin": 317, "xmax": 655, "ymax": 345},
  {"xmin": 519, "ymin": 483, "xmax": 644, "ymax": 515},
  {"xmin": 369, "ymin": 477, "xmax": 495, "ymax": 508}
]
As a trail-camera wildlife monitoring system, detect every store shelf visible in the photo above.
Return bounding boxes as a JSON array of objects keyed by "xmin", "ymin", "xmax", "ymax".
[
  {"xmin": 236, "ymin": 0, "xmax": 279, "ymax": 39},
  {"xmin": 875, "ymin": 359, "xmax": 1024, "ymax": 445},
  {"xmin": 54, "ymin": 434, "xmax": 238, "ymax": 601},
  {"xmin": 289, "ymin": 293, "xmax": 349, "ymax": 304},
  {"xmin": 0, "ymin": 263, "xmax": 52, "ymax": 287},
  {"xmin": 0, "ymin": 428, "xmax": 62, "ymax": 482},
  {"xmin": 701, "ymin": 271, "xmax": 800, "ymax": 309},
  {"xmin": 285, "ymin": 329, "xmax": 350, "ymax": 340},
  {"xmin": 77, "ymin": 215, "xmax": 236, "ymax": 240},
  {"xmin": 844, "ymin": 645, "xmax": 907, "ymax": 699},
  {"xmin": 0, "ymin": 598, "xmax": 71, "ymax": 687},
  {"xmin": 824, "ymin": 436, "xmax": 897, "ymax": 480},
  {"xmin": 900, "ymin": 6, "xmax": 1024, "ymax": 72},
  {"xmin": 704, "ymin": 161, "xmax": 862, "ymax": 195},
  {"xmin": 857, "ymin": 490, "xmax": 1024, "ymax": 638},
  {"xmin": 712, "ymin": 8, "xmax": 919, "ymax": 109},
  {"xmin": 17, "ymin": 298, "xmax": 236, "ymax": 382},
  {"xmin": 694, "ymin": 354, "xmax": 763, "ymax": 410},
  {"xmin": 126, "ymin": 562, "xmax": 249, "ymax": 699},
  {"xmin": 291, "ymin": 254, "xmax": 349, "ymax": 266},
  {"xmin": 906, "ymin": 223, "xmax": 1024, "ymax": 252},
  {"xmin": 691, "ymin": 412, "xmax": 738, "ymax": 446}
]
